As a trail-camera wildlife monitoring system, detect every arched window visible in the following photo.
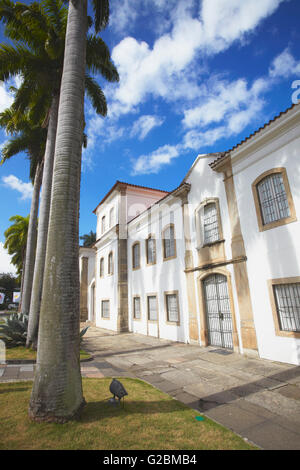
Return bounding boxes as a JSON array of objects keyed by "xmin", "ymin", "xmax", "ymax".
[
  {"xmin": 132, "ymin": 242, "xmax": 140, "ymax": 270},
  {"xmin": 101, "ymin": 215, "xmax": 106, "ymax": 234},
  {"xmin": 109, "ymin": 207, "xmax": 115, "ymax": 228},
  {"xmin": 100, "ymin": 257, "xmax": 104, "ymax": 277},
  {"xmin": 162, "ymin": 224, "xmax": 176, "ymax": 260},
  {"xmin": 252, "ymin": 168, "xmax": 296, "ymax": 231},
  {"xmin": 196, "ymin": 198, "xmax": 223, "ymax": 247},
  {"xmin": 146, "ymin": 235, "xmax": 156, "ymax": 265},
  {"xmin": 108, "ymin": 251, "xmax": 114, "ymax": 275}
]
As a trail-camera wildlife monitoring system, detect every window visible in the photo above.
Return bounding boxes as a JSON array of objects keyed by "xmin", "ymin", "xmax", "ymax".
[
  {"xmin": 196, "ymin": 198, "xmax": 223, "ymax": 248},
  {"xmin": 101, "ymin": 215, "xmax": 106, "ymax": 234},
  {"xmin": 108, "ymin": 252, "xmax": 113, "ymax": 275},
  {"xmin": 201, "ymin": 202, "xmax": 220, "ymax": 244},
  {"xmin": 252, "ymin": 168, "xmax": 297, "ymax": 232},
  {"xmin": 100, "ymin": 257, "xmax": 104, "ymax": 277},
  {"xmin": 133, "ymin": 296, "xmax": 141, "ymax": 319},
  {"xmin": 147, "ymin": 295, "xmax": 158, "ymax": 321},
  {"xmin": 101, "ymin": 300, "xmax": 110, "ymax": 318},
  {"xmin": 162, "ymin": 224, "xmax": 176, "ymax": 260},
  {"xmin": 132, "ymin": 242, "xmax": 140, "ymax": 270},
  {"xmin": 109, "ymin": 207, "xmax": 115, "ymax": 228},
  {"xmin": 146, "ymin": 235, "xmax": 156, "ymax": 265},
  {"xmin": 273, "ymin": 283, "xmax": 300, "ymax": 332},
  {"xmin": 165, "ymin": 292, "xmax": 180, "ymax": 323},
  {"xmin": 268, "ymin": 277, "xmax": 300, "ymax": 338}
]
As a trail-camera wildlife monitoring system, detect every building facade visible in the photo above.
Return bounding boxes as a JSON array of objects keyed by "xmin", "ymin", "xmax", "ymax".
[{"xmin": 80, "ymin": 104, "xmax": 300, "ymax": 365}]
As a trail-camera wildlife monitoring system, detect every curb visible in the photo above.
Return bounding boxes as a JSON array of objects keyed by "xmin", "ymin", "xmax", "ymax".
[{"xmin": 4, "ymin": 355, "xmax": 94, "ymax": 365}]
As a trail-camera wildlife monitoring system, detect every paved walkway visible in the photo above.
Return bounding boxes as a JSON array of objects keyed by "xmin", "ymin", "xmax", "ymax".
[{"xmin": 1, "ymin": 326, "xmax": 300, "ymax": 450}]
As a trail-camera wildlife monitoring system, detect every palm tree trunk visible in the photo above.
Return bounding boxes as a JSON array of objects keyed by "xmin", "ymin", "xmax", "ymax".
[
  {"xmin": 29, "ymin": 0, "xmax": 87, "ymax": 422},
  {"xmin": 20, "ymin": 161, "xmax": 43, "ymax": 315},
  {"xmin": 26, "ymin": 94, "xmax": 59, "ymax": 349}
]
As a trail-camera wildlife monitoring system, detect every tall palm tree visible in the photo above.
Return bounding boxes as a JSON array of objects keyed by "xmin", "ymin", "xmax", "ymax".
[
  {"xmin": 0, "ymin": 0, "xmax": 118, "ymax": 348},
  {"xmin": 29, "ymin": 0, "xmax": 112, "ymax": 422},
  {"xmin": 0, "ymin": 109, "xmax": 46, "ymax": 313}
]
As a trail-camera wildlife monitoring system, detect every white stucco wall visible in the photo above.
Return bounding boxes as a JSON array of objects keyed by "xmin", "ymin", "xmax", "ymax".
[
  {"xmin": 95, "ymin": 234, "xmax": 119, "ymax": 331},
  {"xmin": 127, "ymin": 196, "xmax": 189, "ymax": 343},
  {"xmin": 232, "ymin": 109, "xmax": 300, "ymax": 365},
  {"xmin": 185, "ymin": 155, "xmax": 243, "ymax": 350}
]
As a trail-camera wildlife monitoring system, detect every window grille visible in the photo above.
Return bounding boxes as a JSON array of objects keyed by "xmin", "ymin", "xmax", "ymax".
[
  {"xmin": 148, "ymin": 296, "xmax": 157, "ymax": 321},
  {"xmin": 201, "ymin": 203, "xmax": 220, "ymax": 244},
  {"xmin": 109, "ymin": 207, "xmax": 114, "ymax": 227},
  {"xmin": 163, "ymin": 226, "xmax": 175, "ymax": 259},
  {"xmin": 101, "ymin": 215, "xmax": 106, "ymax": 233},
  {"xmin": 147, "ymin": 237, "xmax": 156, "ymax": 264},
  {"xmin": 108, "ymin": 252, "xmax": 113, "ymax": 274},
  {"xmin": 101, "ymin": 300, "xmax": 110, "ymax": 318},
  {"xmin": 166, "ymin": 293, "xmax": 179, "ymax": 322},
  {"xmin": 257, "ymin": 173, "xmax": 290, "ymax": 225},
  {"xmin": 273, "ymin": 283, "xmax": 300, "ymax": 332},
  {"xmin": 133, "ymin": 297, "xmax": 141, "ymax": 319},
  {"xmin": 132, "ymin": 243, "xmax": 140, "ymax": 269},
  {"xmin": 100, "ymin": 258, "xmax": 104, "ymax": 277}
]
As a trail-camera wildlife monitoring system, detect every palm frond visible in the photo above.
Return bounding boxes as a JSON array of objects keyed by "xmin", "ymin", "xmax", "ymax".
[
  {"xmin": 85, "ymin": 74, "xmax": 107, "ymax": 117},
  {"xmin": 92, "ymin": 0, "xmax": 109, "ymax": 33}
]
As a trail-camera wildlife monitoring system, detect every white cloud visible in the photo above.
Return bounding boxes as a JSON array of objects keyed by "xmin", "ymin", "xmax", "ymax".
[
  {"xmin": 111, "ymin": 0, "xmax": 286, "ymax": 114},
  {"xmin": 131, "ymin": 144, "xmax": 180, "ymax": 175},
  {"xmin": 130, "ymin": 115, "xmax": 165, "ymax": 140},
  {"xmin": 183, "ymin": 77, "xmax": 268, "ymax": 131},
  {"xmin": 269, "ymin": 48, "xmax": 300, "ymax": 79},
  {"xmin": 200, "ymin": 0, "xmax": 285, "ymax": 54},
  {"xmin": 2, "ymin": 175, "xmax": 33, "ymax": 200},
  {"xmin": 0, "ymin": 242, "xmax": 17, "ymax": 275},
  {"xmin": 0, "ymin": 81, "xmax": 14, "ymax": 113}
]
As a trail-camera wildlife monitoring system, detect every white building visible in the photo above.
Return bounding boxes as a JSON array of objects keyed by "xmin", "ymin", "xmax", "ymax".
[{"xmin": 80, "ymin": 103, "xmax": 300, "ymax": 365}]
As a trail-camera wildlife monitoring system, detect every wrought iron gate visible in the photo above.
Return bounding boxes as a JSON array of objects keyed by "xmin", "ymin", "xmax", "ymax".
[{"xmin": 203, "ymin": 274, "xmax": 233, "ymax": 349}]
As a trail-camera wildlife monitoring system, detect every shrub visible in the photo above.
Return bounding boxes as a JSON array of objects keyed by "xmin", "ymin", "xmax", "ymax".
[
  {"xmin": 0, "ymin": 314, "xmax": 90, "ymax": 349},
  {"xmin": 0, "ymin": 313, "xmax": 28, "ymax": 348}
]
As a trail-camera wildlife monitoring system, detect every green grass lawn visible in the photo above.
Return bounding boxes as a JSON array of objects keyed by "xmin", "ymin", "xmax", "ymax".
[
  {"xmin": 0, "ymin": 378, "xmax": 257, "ymax": 450},
  {"xmin": 5, "ymin": 346, "xmax": 91, "ymax": 362}
]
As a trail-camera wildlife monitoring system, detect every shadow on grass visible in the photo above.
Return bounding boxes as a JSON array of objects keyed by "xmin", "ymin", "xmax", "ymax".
[
  {"xmin": 0, "ymin": 387, "xmax": 29, "ymax": 394},
  {"xmin": 80, "ymin": 399, "xmax": 185, "ymax": 423}
]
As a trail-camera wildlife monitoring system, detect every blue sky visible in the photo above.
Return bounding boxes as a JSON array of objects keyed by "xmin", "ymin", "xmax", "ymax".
[{"xmin": 1, "ymin": 0, "xmax": 300, "ymax": 273}]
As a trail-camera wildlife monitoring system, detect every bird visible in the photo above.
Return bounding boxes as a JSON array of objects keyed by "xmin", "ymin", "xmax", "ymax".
[{"xmin": 109, "ymin": 378, "xmax": 128, "ymax": 405}]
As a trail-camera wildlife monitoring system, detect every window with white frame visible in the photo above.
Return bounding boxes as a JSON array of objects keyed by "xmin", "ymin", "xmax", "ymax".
[
  {"xmin": 147, "ymin": 295, "xmax": 158, "ymax": 321},
  {"xmin": 101, "ymin": 300, "xmax": 110, "ymax": 318},
  {"xmin": 165, "ymin": 292, "xmax": 179, "ymax": 323},
  {"xmin": 146, "ymin": 236, "xmax": 156, "ymax": 265},
  {"xmin": 132, "ymin": 242, "xmax": 140, "ymax": 269},
  {"xmin": 162, "ymin": 224, "xmax": 176, "ymax": 259},
  {"xmin": 133, "ymin": 296, "xmax": 141, "ymax": 319},
  {"xmin": 273, "ymin": 283, "xmax": 300, "ymax": 332}
]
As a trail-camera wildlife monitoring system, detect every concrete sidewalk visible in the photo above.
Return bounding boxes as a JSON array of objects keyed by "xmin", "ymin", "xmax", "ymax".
[{"xmin": 1, "ymin": 326, "xmax": 300, "ymax": 450}]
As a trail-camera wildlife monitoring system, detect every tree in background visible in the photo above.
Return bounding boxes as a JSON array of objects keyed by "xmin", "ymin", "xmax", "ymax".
[
  {"xmin": 0, "ymin": 107, "xmax": 46, "ymax": 314},
  {"xmin": 80, "ymin": 230, "xmax": 96, "ymax": 247},
  {"xmin": 4, "ymin": 215, "xmax": 29, "ymax": 294},
  {"xmin": 0, "ymin": 0, "xmax": 118, "ymax": 349},
  {"xmin": 0, "ymin": 273, "xmax": 19, "ymax": 306}
]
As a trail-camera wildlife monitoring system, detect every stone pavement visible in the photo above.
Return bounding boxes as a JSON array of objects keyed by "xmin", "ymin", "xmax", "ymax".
[{"xmin": 1, "ymin": 325, "xmax": 300, "ymax": 450}]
